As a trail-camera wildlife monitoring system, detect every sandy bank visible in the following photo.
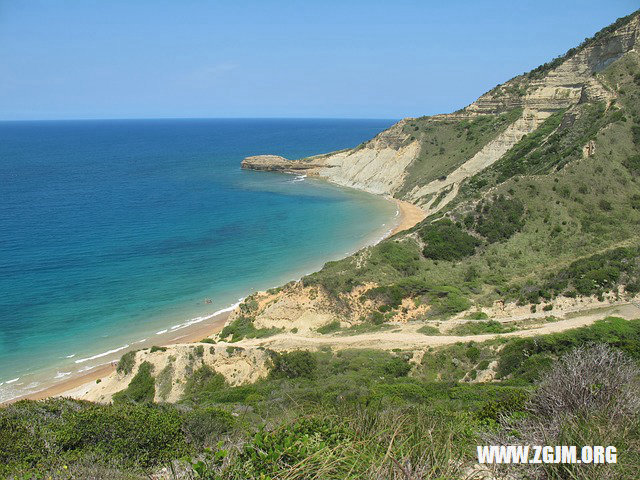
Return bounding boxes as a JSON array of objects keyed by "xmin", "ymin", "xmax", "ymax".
[
  {"xmin": 390, "ymin": 199, "xmax": 426, "ymax": 235},
  {"xmin": 7, "ymin": 311, "xmax": 230, "ymax": 403}
]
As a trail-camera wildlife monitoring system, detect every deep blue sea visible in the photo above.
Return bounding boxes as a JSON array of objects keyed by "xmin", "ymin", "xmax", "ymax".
[{"xmin": 0, "ymin": 118, "xmax": 396, "ymax": 401}]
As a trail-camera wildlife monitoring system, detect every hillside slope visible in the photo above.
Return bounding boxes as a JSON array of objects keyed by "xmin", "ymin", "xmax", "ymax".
[
  {"xmin": 238, "ymin": 10, "xmax": 640, "ymax": 332},
  {"xmin": 243, "ymin": 11, "xmax": 640, "ymax": 217}
]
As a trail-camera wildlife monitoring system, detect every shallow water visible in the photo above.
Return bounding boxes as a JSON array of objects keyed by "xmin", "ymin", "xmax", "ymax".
[{"xmin": 0, "ymin": 118, "xmax": 396, "ymax": 401}]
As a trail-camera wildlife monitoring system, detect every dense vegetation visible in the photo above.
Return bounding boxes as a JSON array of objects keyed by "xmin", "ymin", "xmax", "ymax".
[{"xmin": 2, "ymin": 317, "xmax": 640, "ymax": 478}]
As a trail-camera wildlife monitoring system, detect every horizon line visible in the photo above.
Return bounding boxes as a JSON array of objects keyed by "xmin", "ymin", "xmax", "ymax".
[{"xmin": 0, "ymin": 116, "xmax": 404, "ymax": 123}]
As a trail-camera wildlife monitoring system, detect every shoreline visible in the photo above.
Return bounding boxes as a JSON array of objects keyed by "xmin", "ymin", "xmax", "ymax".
[
  {"xmin": 7, "ymin": 195, "xmax": 425, "ymax": 405},
  {"xmin": 390, "ymin": 199, "xmax": 427, "ymax": 236},
  {"xmin": 12, "ymin": 311, "xmax": 231, "ymax": 403}
]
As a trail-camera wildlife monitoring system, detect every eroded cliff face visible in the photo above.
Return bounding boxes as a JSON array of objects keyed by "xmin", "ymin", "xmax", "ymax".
[
  {"xmin": 241, "ymin": 121, "xmax": 420, "ymax": 196},
  {"xmin": 241, "ymin": 13, "xmax": 639, "ymax": 212},
  {"xmin": 76, "ymin": 343, "xmax": 271, "ymax": 404}
]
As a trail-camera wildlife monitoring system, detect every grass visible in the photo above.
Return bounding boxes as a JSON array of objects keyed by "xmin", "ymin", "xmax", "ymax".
[
  {"xmin": 448, "ymin": 320, "xmax": 517, "ymax": 335},
  {"xmin": 219, "ymin": 316, "xmax": 282, "ymax": 342},
  {"xmin": 116, "ymin": 350, "xmax": 136, "ymax": 375},
  {"xmin": 3, "ymin": 318, "xmax": 640, "ymax": 478},
  {"xmin": 397, "ymin": 108, "xmax": 523, "ymax": 197},
  {"xmin": 113, "ymin": 361, "xmax": 155, "ymax": 404},
  {"xmin": 417, "ymin": 324, "xmax": 441, "ymax": 335},
  {"xmin": 316, "ymin": 320, "xmax": 341, "ymax": 334}
]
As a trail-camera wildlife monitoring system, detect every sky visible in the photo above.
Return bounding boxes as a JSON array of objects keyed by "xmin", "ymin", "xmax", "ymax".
[{"xmin": 0, "ymin": 0, "xmax": 637, "ymax": 120}]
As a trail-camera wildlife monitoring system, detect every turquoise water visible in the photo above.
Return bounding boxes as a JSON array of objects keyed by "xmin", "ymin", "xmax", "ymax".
[{"xmin": 0, "ymin": 119, "xmax": 397, "ymax": 401}]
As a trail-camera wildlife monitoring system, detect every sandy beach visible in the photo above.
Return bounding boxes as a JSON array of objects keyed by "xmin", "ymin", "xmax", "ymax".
[
  {"xmin": 391, "ymin": 199, "xmax": 427, "ymax": 235},
  {"xmin": 11, "ymin": 311, "xmax": 231, "ymax": 403},
  {"xmin": 8, "ymin": 198, "xmax": 426, "ymax": 405}
]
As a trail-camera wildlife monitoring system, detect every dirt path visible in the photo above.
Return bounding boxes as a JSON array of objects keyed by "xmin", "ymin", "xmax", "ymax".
[{"xmin": 233, "ymin": 302, "xmax": 640, "ymax": 352}]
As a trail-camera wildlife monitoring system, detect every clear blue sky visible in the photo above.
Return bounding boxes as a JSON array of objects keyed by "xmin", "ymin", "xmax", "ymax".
[{"xmin": 0, "ymin": 0, "xmax": 637, "ymax": 120}]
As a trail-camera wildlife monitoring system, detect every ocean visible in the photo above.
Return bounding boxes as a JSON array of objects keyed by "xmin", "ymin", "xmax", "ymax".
[{"xmin": 0, "ymin": 118, "xmax": 397, "ymax": 402}]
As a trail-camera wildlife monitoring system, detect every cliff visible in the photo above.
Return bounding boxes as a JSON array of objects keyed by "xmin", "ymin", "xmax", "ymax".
[{"xmin": 242, "ymin": 11, "xmax": 640, "ymax": 214}]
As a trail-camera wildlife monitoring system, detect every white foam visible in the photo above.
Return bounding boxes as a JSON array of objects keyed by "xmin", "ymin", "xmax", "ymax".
[
  {"xmin": 5, "ymin": 378, "xmax": 19, "ymax": 384},
  {"xmin": 135, "ymin": 338, "xmax": 147, "ymax": 344},
  {"xmin": 159, "ymin": 300, "xmax": 243, "ymax": 334},
  {"xmin": 291, "ymin": 174, "xmax": 306, "ymax": 183},
  {"xmin": 65, "ymin": 353, "xmax": 76, "ymax": 359},
  {"xmin": 75, "ymin": 344, "xmax": 129, "ymax": 364},
  {"xmin": 54, "ymin": 371, "xmax": 72, "ymax": 379}
]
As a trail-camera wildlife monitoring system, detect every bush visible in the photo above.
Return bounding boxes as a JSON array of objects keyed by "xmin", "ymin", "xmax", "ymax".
[
  {"xmin": 150, "ymin": 345, "xmax": 167, "ymax": 353},
  {"xmin": 116, "ymin": 350, "xmax": 136, "ymax": 375},
  {"xmin": 529, "ymin": 344, "xmax": 640, "ymax": 420},
  {"xmin": 477, "ymin": 388, "xmax": 529, "ymax": 422},
  {"xmin": 382, "ymin": 357, "xmax": 412, "ymax": 377},
  {"xmin": 219, "ymin": 316, "xmax": 281, "ymax": 342},
  {"xmin": 623, "ymin": 154, "xmax": 640, "ymax": 175},
  {"xmin": 375, "ymin": 241, "xmax": 421, "ymax": 275},
  {"xmin": 472, "ymin": 195, "xmax": 525, "ymax": 243},
  {"xmin": 417, "ymin": 325, "xmax": 440, "ymax": 335},
  {"xmin": 183, "ymin": 365, "xmax": 227, "ymax": 403},
  {"xmin": 113, "ymin": 361, "xmax": 155, "ymax": 404},
  {"xmin": 54, "ymin": 403, "xmax": 186, "ymax": 467},
  {"xmin": 270, "ymin": 350, "xmax": 317, "ymax": 379},
  {"xmin": 317, "ymin": 320, "xmax": 341, "ymax": 334},
  {"xmin": 182, "ymin": 407, "xmax": 234, "ymax": 446},
  {"xmin": 497, "ymin": 317, "xmax": 640, "ymax": 380},
  {"xmin": 599, "ymin": 199, "xmax": 613, "ymax": 211},
  {"xmin": 420, "ymin": 219, "xmax": 479, "ymax": 261}
]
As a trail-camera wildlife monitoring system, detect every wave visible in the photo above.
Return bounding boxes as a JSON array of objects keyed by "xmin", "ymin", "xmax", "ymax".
[
  {"xmin": 65, "ymin": 354, "xmax": 76, "ymax": 358},
  {"xmin": 74, "ymin": 344, "xmax": 129, "ymax": 364},
  {"xmin": 5, "ymin": 378, "xmax": 19, "ymax": 384},
  {"xmin": 290, "ymin": 174, "xmax": 307, "ymax": 183},
  {"xmin": 163, "ymin": 299, "xmax": 244, "ymax": 334},
  {"xmin": 54, "ymin": 371, "xmax": 72, "ymax": 379}
]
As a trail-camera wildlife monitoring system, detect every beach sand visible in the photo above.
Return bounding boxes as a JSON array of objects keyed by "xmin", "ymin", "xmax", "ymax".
[
  {"xmin": 11, "ymin": 199, "xmax": 426, "ymax": 404},
  {"xmin": 391, "ymin": 199, "xmax": 426, "ymax": 235},
  {"xmin": 13, "ymin": 311, "xmax": 230, "ymax": 403}
]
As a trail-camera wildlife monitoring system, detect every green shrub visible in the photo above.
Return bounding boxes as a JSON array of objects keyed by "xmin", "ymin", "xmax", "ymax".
[
  {"xmin": 116, "ymin": 350, "xmax": 136, "ymax": 375},
  {"xmin": 54, "ymin": 402, "xmax": 186, "ymax": 467},
  {"xmin": 317, "ymin": 320, "xmax": 341, "ymax": 334},
  {"xmin": 270, "ymin": 350, "xmax": 317, "ymax": 379},
  {"xmin": 497, "ymin": 317, "xmax": 640, "ymax": 380},
  {"xmin": 113, "ymin": 361, "xmax": 155, "ymax": 404},
  {"xmin": 623, "ymin": 154, "xmax": 640, "ymax": 175},
  {"xmin": 182, "ymin": 407, "xmax": 234, "ymax": 446},
  {"xmin": 476, "ymin": 388, "xmax": 529, "ymax": 422},
  {"xmin": 219, "ymin": 316, "xmax": 281, "ymax": 342},
  {"xmin": 183, "ymin": 365, "xmax": 227, "ymax": 403},
  {"xmin": 375, "ymin": 241, "xmax": 421, "ymax": 275},
  {"xmin": 466, "ymin": 311, "xmax": 489, "ymax": 320},
  {"xmin": 420, "ymin": 219, "xmax": 479, "ymax": 260},
  {"xmin": 382, "ymin": 357, "xmax": 412, "ymax": 377},
  {"xmin": 450, "ymin": 321, "xmax": 516, "ymax": 335},
  {"xmin": 150, "ymin": 345, "xmax": 167, "ymax": 353},
  {"xmin": 471, "ymin": 195, "xmax": 525, "ymax": 243},
  {"xmin": 417, "ymin": 325, "xmax": 440, "ymax": 335},
  {"xmin": 194, "ymin": 345, "xmax": 204, "ymax": 357},
  {"xmin": 236, "ymin": 418, "xmax": 353, "ymax": 477}
]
